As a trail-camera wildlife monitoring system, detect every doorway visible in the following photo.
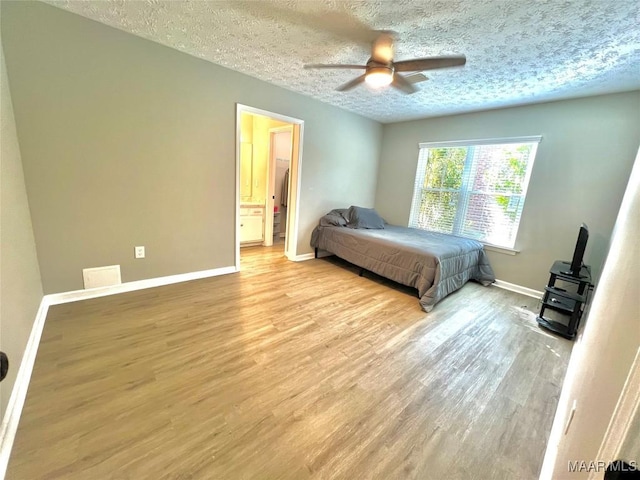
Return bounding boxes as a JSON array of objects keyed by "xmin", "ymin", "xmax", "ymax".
[{"xmin": 235, "ymin": 105, "xmax": 304, "ymax": 270}]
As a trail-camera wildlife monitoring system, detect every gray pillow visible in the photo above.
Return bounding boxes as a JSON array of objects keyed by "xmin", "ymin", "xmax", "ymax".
[
  {"xmin": 347, "ymin": 206, "xmax": 385, "ymax": 229},
  {"xmin": 328, "ymin": 208, "xmax": 350, "ymax": 222},
  {"xmin": 319, "ymin": 213, "xmax": 347, "ymax": 227}
]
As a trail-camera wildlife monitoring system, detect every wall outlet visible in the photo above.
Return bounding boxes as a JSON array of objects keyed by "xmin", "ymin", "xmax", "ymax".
[{"xmin": 134, "ymin": 246, "xmax": 145, "ymax": 259}]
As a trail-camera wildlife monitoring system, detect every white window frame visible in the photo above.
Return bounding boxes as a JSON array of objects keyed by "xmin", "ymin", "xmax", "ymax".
[{"xmin": 408, "ymin": 136, "xmax": 541, "ymax": 251}]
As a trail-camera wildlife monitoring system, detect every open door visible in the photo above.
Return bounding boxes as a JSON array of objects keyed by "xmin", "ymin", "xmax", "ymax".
[
  {"xmin": 284, "ymin": 123, "xmax": 302, "ymax": 260},
  {"xmin": 265, "ymin": 126, "xmax": 293, "ymax": 247}
]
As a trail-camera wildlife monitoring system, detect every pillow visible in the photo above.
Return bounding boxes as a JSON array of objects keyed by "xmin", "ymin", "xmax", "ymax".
[
  {"xmin": 328, "ymin": 208, "xmax": 350, "ymax": 221},
  {"xmin": 347, "ymin": 206, "xmax": 385, "ymax": 229},
  {"xmin": 319, "ymin": 213, "xmax": 347, "ymax": 227}
]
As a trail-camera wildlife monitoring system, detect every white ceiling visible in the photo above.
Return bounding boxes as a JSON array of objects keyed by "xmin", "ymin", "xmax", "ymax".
[{"xmin": 44, "ymin": 0, "xmax": 640, "ymax": 123}]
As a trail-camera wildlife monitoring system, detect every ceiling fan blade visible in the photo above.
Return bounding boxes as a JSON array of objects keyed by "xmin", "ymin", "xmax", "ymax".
[
  {"xmin": 304, "ymin": 64, "xmax": 367, "ymax": 70},
  {"xmin": 371, "ymin": 31, "xmax": 395, "ymax": 64},
  {"xmin": 391, "ymin": 73, "xmax": 418, "ymax": 94},
  {"xmin": 405, "ymin": 73, "xmax": 429, "ymax": 84},
  {"xmin": 337, "ymin": 75, "xmax": 366, "ymax": 92},
  {"xmin": 394, "ymin": 55, "xmax": 466, "ymax": 72}
]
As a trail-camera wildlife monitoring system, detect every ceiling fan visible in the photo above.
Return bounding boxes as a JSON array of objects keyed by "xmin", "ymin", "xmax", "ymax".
[{"xmin": 304, "ymin": 31, "xmax": 466, "ymax": 94}]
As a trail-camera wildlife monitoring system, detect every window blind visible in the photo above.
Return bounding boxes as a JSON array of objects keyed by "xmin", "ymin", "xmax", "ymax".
[{"xmin": 409, "ymin": 137, "xmax": 540, "ymax": 249}]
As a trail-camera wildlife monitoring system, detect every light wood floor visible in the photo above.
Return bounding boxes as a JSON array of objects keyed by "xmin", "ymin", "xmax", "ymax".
[{"xmin": 7, "ymin": 245, "xmax": 573, "ymax": 479}]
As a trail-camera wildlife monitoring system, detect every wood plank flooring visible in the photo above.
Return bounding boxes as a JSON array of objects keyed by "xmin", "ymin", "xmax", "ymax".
[{"xmin": 7, "ymin": 245, "xmax": 573, "ymax": 479}]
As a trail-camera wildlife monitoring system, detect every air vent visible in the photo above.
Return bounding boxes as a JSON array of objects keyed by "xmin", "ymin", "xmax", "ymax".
[{"xmin": 82, "ymin": 265, "xmax": 122, "ymax": 289}]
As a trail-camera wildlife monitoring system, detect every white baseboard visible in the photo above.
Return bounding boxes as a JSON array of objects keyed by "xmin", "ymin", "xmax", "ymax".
[
  {"xmin": 493, "ymin": 279, "xmax": 543, "ymax": 299},
  {"xmin": 240, "ymin": 241, "xmax": 262, "ymax": 248},
  {"xmin": 0, "ymin": 297, "xmax": 49, "ymax": 480},
  {"xmin": 290, "ymin": 253, "xmax": 315, "ymax": 262},
  {"xmin": 0, "ymin": 264, "xmax": 238, "ymax": 478},
  {"xmin": 47, "ymin": 265, "xmax": 237, "ymax": 305}
]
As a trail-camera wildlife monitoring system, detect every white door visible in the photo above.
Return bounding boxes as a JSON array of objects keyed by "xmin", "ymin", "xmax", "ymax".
[{"xmin": 266, "ymin": 129, "xmax": 292, "ymax": 246}]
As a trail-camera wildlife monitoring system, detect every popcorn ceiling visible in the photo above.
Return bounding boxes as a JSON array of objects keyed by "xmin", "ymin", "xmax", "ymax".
[{"xmin": 44, "ymin": 0, "xmax": 640, "ymax": 123}]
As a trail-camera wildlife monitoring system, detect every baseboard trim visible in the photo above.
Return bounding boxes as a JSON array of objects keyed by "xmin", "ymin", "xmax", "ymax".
[
  {"xmin": 47, "ymin": 265, "xmax": 237, "ymax": 305},
  {"xmin": 494, "ymin": 279, "xmax": 543, "ymax": 299},
  {"xmin": 0, "ymin": 297, "xmax": 49, "ymax": 479},
  {"xmin": 290, "ymin": 253, "xmax": 315, "ymax": 262}
]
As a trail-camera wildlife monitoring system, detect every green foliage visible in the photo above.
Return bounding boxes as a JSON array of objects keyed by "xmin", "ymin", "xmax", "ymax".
[
  {"xmin": 496, "ymin": 194, "xmax": 509, "ymax": 209},
  {"xmin": 418, "ymin": 190, "xmax": 457, "ymax": 233},
  {"xmin": 493, "ymin": 145, "xmax": 529, "ymax": 214},
  {"xmin": 424, "ymin": 147, "xmax": 466, "ymax": 189}
]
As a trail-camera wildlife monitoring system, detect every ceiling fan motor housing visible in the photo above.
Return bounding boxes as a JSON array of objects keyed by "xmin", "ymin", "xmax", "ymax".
[{"xmin": 366, "ymin": 59, "xmax": 394, "ymax": 74}]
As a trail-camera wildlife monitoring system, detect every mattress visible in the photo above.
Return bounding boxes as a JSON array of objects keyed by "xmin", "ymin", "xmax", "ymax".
[{"xmin": 311, "ymin": 224, "xmax": 496, "ymax": 312}]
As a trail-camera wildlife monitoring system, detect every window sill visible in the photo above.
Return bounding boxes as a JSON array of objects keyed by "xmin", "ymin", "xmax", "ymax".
[{"xmin": 482, "ymin": 243, "xmax": 520, "ymax": 256}]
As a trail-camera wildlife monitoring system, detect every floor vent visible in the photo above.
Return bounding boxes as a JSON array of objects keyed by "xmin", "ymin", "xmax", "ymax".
[{"xmin": 82, "ymin": 265, "xmax": 122, "ymax": 289}]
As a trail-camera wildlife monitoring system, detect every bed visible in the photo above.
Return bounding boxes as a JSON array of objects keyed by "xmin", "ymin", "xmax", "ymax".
[{"xmin": 310, "ymin": 207, "xmax": 496, "ymax": 312}]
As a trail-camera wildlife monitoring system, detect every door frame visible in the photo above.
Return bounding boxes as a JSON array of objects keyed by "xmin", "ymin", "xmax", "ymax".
[{"xmin": 235, "ymin": 104, "xmax": 304, "ymax": 270}]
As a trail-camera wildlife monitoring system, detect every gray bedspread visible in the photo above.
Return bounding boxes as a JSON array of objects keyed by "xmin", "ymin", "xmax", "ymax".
[{"xmin": 311, "ymin": 224, "xmax": 495, "ymax": 312}]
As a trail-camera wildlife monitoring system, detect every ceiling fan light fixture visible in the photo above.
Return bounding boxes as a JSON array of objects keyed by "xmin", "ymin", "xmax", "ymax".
[{"xmin": 365, "ymin": 66, "xmax": 393, "ymax": 88}]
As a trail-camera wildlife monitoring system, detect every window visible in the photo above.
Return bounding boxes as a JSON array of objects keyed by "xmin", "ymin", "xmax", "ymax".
[{"xmin": 409, "ymin": 136, "xmax": 541, "ymax": 249}]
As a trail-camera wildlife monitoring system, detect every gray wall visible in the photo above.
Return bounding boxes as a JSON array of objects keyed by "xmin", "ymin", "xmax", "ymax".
[
  {"xmin": 375, "ymin": 92, "xmax": 640, "ymax": 290},
  {"xmin": 0, "ymin": 41, "xmax": 43, "ymax": 416},
  {"xmin": 1, "ymin": 1, "xmax": 382, "ymax": 294}
]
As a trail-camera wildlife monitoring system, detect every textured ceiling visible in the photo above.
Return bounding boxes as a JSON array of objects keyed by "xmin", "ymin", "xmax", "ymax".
[{"xmin": 43, "ymin": 0, "xmax": 640, "ymax": 123}]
